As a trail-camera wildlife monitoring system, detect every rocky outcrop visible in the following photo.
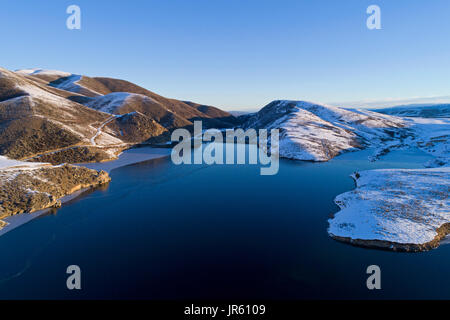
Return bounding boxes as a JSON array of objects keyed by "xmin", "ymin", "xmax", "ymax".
[{"xmin": 0, "ymin": 164, "xmax": 110, "ymax": 224}]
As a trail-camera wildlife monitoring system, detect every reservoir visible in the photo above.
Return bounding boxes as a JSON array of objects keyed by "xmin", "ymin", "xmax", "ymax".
[{"xmin": 0, "ymin": 145, "xmax": 448, "ymax": 299}]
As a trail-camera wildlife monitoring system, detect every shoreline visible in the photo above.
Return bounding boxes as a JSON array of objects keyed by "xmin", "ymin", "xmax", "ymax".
[
  {"xmin": 0, "ymin": 187, "xmax": 95, "ymax": 236},
  {"xmin": 0, "ymin": 147, "xmax": 172, "ymax": 237},
  {"xmin": 330, "ymin": 223, "xmax": 450, "ymax": 253},
  {"xmin": 77, "ymin": 146, "xmax": 171, "ymax": 173}
]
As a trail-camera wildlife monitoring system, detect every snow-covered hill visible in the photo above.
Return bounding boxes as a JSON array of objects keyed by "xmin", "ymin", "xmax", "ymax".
[
  {"xmin": 1, "ymin": 67, "xmax": 235, "ymax": 164},
  {"xmin": 0, "ymin": 67, "xmax": 120, "ymax": 161},
  {"xmin": 241, "ymin": 100, "xmax": 408, "ymax": 161}
]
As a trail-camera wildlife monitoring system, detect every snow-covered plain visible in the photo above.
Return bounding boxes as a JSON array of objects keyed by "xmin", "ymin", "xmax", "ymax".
[
  {"xmin": 406, "ymin": 117, "xmax": 450, "ymax": 167},
  {"xmin": 375, "ymin": 104, "xmax": 450, "ymax": 118},
  {"xmin": 328, "ymin": 167, "xmax": 450, "ymax": 249}
]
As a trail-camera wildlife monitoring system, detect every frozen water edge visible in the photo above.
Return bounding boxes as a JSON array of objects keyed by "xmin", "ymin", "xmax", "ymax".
[
  {"xmin": 0, "ymin": 147, "xmax": 171, "ymax": 236},
  {"xmin": 0, "ymin": 188, "xmax": 90, "ymax": 236},
  {"xmin": 77, "ymin": 146, "xmax": 171, "ymax": 173}
]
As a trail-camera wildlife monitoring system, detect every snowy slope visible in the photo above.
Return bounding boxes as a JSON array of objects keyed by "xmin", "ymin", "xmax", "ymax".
[
  {"xmin": 0, "ymin": 156, "xmax": 48, "ymax": 170},
  {"xmin": 85, "ymin": 92, "xmax": 133, "ymax": 114},
  {"xmin": 2, "ymin": 66, "xmax": 233, "ymax": 163},
  {"xmin": 242, "ymin": 100, "xmax": 407, "ymax": 161},
  {"xmin": 1, "ymin": 67, "xmax": 106, "ymax": 139},
  {"xmin": 0, "ymin": 67, "xmax": 130, "ymax": 162},
  {"xmin": 16, "ymin": 68, "xmax": 72, "ymax": 78},
  {"xmin": 328, "ymin": 167, "xmax": 450, "ymax": 250},
  {"xmin": 84, "ymin": 92, "xmax": 160, "ymax": 115},
  {"xmin": 48, "ymin": 74, "xmax": 104, "ymax": 97}
]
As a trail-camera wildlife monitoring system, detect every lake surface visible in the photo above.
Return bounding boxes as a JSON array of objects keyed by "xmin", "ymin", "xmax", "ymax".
[{"xmin": 0, "ymin": 146, "xmax": 449, "ymax": 299}]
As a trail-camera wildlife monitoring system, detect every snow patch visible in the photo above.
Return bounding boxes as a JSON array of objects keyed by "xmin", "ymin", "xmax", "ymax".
[
  {"xmin": 0, "ymin": 156, "xmax": 48, "ymax": 170},
  {"xmin": 84, "ymin": 92, "xmax": 158, "ymax": 115},
  {"xmin": 16, "ymin": 69, "xmax": 71, "ymax": 78},
  {"xmin": 85, "ymin": 92, "xmax": 133, "ymax": 114}
]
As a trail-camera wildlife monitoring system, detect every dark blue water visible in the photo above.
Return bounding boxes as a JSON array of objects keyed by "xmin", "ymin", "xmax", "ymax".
[{"xmin": 0, "ymin": 147, "xmax": 449, "ymax": 299}]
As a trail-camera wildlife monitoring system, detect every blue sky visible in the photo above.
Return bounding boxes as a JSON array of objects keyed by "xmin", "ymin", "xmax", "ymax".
[{"xmin": 1, "ymin": 0, "xmax": 450, "ymax": 110}]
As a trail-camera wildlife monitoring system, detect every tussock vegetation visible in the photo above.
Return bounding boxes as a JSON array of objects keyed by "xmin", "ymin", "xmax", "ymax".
[
  {"xmin": 0, "ymin": 117, "xmax": 81, "ymax": 159},
  {"xmin": 27, "ymin": 146, "xmax": 115, "ymax": 164},
  {"xmin": 0, "ymin": 164, "xmax": 110, "ymax": 220}
]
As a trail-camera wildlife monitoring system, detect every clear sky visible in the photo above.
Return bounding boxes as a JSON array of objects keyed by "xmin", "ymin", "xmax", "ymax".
[{"xmin": 1, "ymin": 0, "xmax": 450, "ymax": 110}]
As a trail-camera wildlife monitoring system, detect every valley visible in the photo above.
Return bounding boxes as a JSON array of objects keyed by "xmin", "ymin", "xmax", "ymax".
[{"xmin": 0, "ymin": 67, "xmax": 448, "ymax": 252}]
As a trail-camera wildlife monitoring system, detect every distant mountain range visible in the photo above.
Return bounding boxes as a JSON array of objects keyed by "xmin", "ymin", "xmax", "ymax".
[
  {"xmin": 373, "ymin": 104, "xmax": 450, "ymax": 118},
  {"xmin": 331, "ymin": 96, "xmax": 450, "ymax": 109},
  {"xmin": 1, "ymin": 67, "xmax": 448, "ymax": 166},
  {"xmin": 0, "ymin": 68, "xmax": 236, "ymax": 163}
]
